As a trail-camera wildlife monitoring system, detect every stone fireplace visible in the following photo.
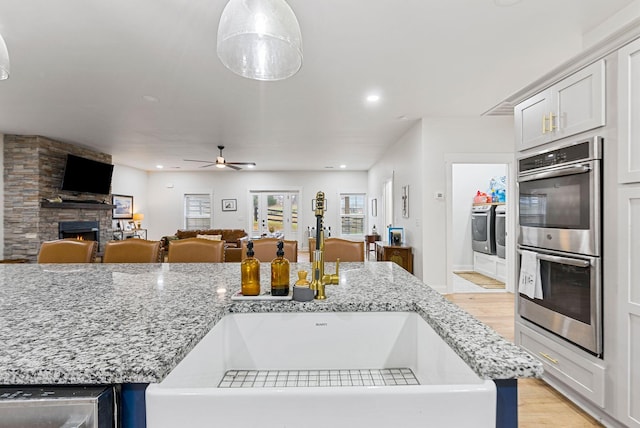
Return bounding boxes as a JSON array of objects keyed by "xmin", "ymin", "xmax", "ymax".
[{"xmin": 3, "ymin": 135, "xmax": 114, "ymax": 261}]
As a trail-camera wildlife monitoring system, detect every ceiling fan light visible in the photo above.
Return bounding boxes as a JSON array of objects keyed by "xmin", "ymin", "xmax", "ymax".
[
  {"xmin": 216, "ymin": 163, "xmax": 226, "ymax": 169},
  {"xmin": 217, "ymin": 0, "xmax": 303, "ymax": 81},
  {"xmin": 0, "ymin": 33, "xmax": 10, "ymax": 81}
]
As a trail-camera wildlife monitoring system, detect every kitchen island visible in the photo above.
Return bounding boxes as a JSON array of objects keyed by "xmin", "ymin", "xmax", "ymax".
[{"xmin": 0, "ymin": 262, "xmax": 542, "ymax": 427}]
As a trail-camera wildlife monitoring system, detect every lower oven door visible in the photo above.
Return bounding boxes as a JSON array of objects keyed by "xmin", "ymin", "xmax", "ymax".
[{"xmin": 517, "ymin": 246, "xmax": 602, "ymax": 356}]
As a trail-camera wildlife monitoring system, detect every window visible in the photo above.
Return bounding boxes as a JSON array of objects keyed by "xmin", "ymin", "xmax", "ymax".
[
  {"xmin": 184, "ymin": 194, "xmax": 211, "ymax": 230},
  {"xmin": 340, "ymin": 193, "xmax": 365, "ymax": 235}
]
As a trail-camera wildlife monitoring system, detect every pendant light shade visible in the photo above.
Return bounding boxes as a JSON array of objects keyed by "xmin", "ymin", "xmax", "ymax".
[
  {"xmin": 0, "ymin": 33, "xmax": 9, "ymax": 80},
  {"xmin": 217, "ymin": 0, "xmax": 302, "ymax": 81}
]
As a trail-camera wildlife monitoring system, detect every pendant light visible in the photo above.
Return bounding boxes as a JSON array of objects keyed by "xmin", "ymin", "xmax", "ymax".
[
  {"xmin": 217, "ymin": 0, "xmax": 303, "ymax": 81},
  {"xmin": 0, "ymin": 33, "xmax": 9, "ymax": 80}
]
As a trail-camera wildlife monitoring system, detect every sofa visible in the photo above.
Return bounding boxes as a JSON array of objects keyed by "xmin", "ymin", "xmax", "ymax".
[{"xmin": 161, "ymin": 229, "xmax": 248, "ymax": 261}]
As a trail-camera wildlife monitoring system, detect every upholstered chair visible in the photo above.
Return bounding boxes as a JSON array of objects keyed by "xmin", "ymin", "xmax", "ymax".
[
  {"xmin": 37, "ymin": 239, "xmax": 98, "ymax": 263},
  {"xmin": 167, "ymin": 238, "xmax": 225, "ymax": 263},
  {"xmin": 241, "ymin": 238, "xmax": 298, "ymax": 262},
  {"xmin": 102, "ymin": 239, "xmax": 162, "ymax": 263},
  {"xmin": 310, "ymin": 237, "xmax": 364, "ymax": 262}
]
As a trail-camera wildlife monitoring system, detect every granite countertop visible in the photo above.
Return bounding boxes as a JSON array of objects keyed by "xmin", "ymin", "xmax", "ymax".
[{"xmin": 0, "ymin": 262, "xmax": 542, "ymax": 385}]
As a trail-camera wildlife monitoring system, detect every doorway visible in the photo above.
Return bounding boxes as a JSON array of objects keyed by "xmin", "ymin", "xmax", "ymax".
[
  {"xmin": 250, "ymin": 191, "xmax": 299, "ymax": 241},
  {"xmin": 383, "ymin": 176, "xmax": 394, "ymax": 232},
  {"xmin": 444, "ymin": 154, "xmax": 515, "ymax": 294}
]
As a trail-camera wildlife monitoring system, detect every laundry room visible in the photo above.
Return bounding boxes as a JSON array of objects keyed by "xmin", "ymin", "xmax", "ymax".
[{"xmin": 451, "ymin": 163, "xmax": 508, "ymax": 288}]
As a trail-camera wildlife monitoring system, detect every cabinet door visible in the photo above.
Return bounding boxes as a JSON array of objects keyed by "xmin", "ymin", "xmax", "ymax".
[
  {"xmin": 553, "ymin": 60, "xmax": 606, "ymax": 140},
  {"xmin": 514, "ymin": 90, "xmax": 551, "ymax": 151},
  {"xmin": 618, "ymin": 187, "xmax": 640, "ymax": 427},
  {"xmin": 618, "ymin": 39, "xmax": 640, "ymax": 183}
]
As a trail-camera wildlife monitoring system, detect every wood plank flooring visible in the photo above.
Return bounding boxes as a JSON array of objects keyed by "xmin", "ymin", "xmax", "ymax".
[{"xmin": 445, "ymin": 293, "xmax": 603, "ymax": 427}]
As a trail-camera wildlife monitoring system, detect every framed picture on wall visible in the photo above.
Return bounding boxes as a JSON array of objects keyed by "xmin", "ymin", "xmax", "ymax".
[
  {"xmin": 388, "ymin": 227, "xmax": 404, "ymax": 246},
  {"xmin": 222, "ymin": 199, "xmax": 237, "ymax": 212},
  {"xmin": 402, "ymin": 185, "xmax": 409, "ymax": 218},
  {"xmin": 112, "ymin": 194, "xmax": 134, "ymax": 219}
]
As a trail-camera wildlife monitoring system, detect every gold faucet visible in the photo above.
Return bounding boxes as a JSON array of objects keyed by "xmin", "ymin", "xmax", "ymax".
[{"xmin": 309, "ymin": 191, "xmax": 339, "ymax": 300}]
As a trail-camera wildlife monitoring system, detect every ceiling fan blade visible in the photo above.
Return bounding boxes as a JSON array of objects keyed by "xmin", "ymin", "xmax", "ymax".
[
  {"xmin": 199, "ymin": 163, "xmax": 217, "ymax": 168},
  {"xmin": 226, "ymin": 161, "xmax": 256, "ymax": 167},
  {"xmin": 225, "ymin": 164, "xmax": 242, "ymax": 171},
  {"xmin": 184, "ymin": 159, "xmax": 217, "ymax": 163}
]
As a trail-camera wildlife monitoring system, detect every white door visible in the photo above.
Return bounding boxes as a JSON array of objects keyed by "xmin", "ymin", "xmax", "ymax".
[
  {"xmin": 250, "ymin": 191, "xmax": 299, "ymax": 241},
  {"xmin": 515, "ymin": 89, "xmax": 551, "ymax": 151},
  {"xmin": 553, "ymin": 60, "xmax": 605, "ymax": 141}
]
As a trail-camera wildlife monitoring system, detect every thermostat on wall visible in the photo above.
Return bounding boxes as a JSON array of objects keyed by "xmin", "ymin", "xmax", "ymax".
[{"xmin": 434, "ymin": 191, "xmax": 445, "ymax": 200}]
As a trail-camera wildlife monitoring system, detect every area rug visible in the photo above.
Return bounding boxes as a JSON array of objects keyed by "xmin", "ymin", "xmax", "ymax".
[{"xmin": 454, "ymin": 271, "xmax": 505, "ymax": 289}]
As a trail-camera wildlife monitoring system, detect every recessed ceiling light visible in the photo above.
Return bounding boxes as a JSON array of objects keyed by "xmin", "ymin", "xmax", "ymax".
[
  {"xmin": 156, "ymin": 165, "xmax": 164, "ymax": 169},
  {"xmin": 366, "ymin": 94, "xmax": 380, "ymax": 103},
  {"xmin": 247, "ymin": 164, "xmax": 255, "ymax": 169},
  {"xmin": 143, "ymin": 95, "xmax": 159, "ymax": 103},
  {"xmin": 339, "ymin": 164, "xmax": 346, "ymax": 169}
]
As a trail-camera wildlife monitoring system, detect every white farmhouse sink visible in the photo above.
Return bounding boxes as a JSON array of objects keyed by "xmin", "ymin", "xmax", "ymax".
[{"xmin": 146, "ymin": 312, "xmax": 496, "ymax": 428}]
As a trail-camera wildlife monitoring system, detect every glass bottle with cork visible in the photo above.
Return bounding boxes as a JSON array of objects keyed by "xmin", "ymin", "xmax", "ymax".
[{"xmin": 241, "ymin": 240, "xmax": 260, "ymax": 296}]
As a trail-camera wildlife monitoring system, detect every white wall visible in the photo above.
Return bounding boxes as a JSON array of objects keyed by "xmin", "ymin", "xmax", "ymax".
[
  {"xmin": 368, "ymin": 121, "xmax": 423, "ymax": 279},
  {"xmin": 111, "ymin": 164, "xmax": 149, "ymax": 230},
  {"xmin": 421, "ymin": 116, "xmax": 514, "ymax": 291},
  {"xmin": 144, "ymin": 170, "xmax": 367, "ymax": 243},
  {"xmin": 452, "ymin": 163, "xmax": 507, "ymax": 271}
]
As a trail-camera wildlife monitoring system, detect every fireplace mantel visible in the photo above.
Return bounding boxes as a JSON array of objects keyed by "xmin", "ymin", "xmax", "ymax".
[{"xmin": 40, "ymin": 201, "xmax": 115, "ymax": 210}]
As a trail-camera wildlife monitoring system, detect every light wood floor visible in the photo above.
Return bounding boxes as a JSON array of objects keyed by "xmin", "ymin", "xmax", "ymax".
[{"xmin": 445, "ymin": 293, "xmax": 603, "ymax": 427}]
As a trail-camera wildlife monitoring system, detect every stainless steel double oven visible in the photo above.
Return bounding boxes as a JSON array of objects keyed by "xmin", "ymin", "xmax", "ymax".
[{"xmin": 517, "ymin": 136, "xmax": 603, "ymax": 356}]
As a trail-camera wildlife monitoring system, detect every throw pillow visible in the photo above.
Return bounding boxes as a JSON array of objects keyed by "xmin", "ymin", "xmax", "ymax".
[{"xmin": 197, "ymin": 234, "xmax": 222, "ymax": 241}]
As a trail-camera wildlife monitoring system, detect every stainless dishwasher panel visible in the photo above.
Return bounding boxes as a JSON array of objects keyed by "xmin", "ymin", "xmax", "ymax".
[{"xmin": 0, "ymin": 386, "xmax": 114, "ymax": 428}]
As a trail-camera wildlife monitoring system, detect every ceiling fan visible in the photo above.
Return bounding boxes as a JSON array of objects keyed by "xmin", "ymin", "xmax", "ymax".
[{"xmin": 184, "ymin": 145, "xmax": 256, "ymax": 170}]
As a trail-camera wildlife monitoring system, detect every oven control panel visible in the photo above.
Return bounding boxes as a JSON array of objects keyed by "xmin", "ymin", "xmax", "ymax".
[{"xmin": 519, "ymin": 139, "xmax": 597, "ymax": 173}]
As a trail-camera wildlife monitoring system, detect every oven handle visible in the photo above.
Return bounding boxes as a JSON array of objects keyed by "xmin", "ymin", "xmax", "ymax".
[
  {"xmin": 517, "ymin": 164, "xmax": 591, "ymax": 182},
  {"xmin": 517, "ymin": 249, "xmax": 591, "ymax": 268}
]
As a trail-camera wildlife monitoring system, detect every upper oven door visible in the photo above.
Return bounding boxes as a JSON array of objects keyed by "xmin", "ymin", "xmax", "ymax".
[{"xmin": 518, "ymin": 159, "xmax": 601, "ymax": 256}]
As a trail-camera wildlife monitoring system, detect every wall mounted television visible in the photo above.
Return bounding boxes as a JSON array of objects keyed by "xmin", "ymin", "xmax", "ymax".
[{"xmin": 61, "ymin": 154, "xmax": 114, "ymax": 195}]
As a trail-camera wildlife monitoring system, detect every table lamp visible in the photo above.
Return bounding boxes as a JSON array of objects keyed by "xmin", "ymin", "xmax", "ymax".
[{"xmin": 133, "ymin": 213, "xmax": 144, "ymax": 229}]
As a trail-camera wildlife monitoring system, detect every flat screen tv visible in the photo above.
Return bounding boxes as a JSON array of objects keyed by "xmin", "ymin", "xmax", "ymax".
[{"xmin": 61, "ymin": 154, "xmax": 114, "ymax": 195}]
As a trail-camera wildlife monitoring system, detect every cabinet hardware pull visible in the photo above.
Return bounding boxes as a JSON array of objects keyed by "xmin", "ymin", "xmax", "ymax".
[
  {"xmin": 539, "ymin": 352, "xmax": 559, "ymax": 364},
  {"xmin": 549, "ymin": 112, "xmax": 557, "ymax": 131},
  {"xmin": 542, "ymin": 114, "xmax": 548, "ymax": 133}
]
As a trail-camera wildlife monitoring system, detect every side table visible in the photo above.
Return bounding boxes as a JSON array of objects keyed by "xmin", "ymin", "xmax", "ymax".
[{"xmin": 375, "ymin": 242, "xmax": 413, "ymax": 274}]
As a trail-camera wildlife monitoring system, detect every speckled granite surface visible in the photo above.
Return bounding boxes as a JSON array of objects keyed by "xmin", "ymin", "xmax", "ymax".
[{"xmin": 0, "ymin": 262, "xmax": 542, "ymax": 385}]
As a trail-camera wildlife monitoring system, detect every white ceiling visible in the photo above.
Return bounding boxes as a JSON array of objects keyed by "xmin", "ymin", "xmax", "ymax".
[{"xmin": 0, "ymin": 0, "xmax": 635, "ymax": 171}]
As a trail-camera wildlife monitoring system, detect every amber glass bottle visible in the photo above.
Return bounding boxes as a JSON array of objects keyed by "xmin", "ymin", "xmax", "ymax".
[
  {"xmin": 241, "ymin": 241, "xmax": 260, "ymax": 296},
  {"xmin": 270, "ymin": 241, "xmax": 290, "ymax": 296}
]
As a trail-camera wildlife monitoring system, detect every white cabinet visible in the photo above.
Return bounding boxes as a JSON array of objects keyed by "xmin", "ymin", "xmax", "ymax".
[
  {"xmin": 617, "ymin": 37, "xmax": 640, "ymax": 427},
  {"xmin": 618, "ymin": 38, "xmax": 640, "ymax": 183},
  {"xmin": 515, "ymin": 60, "xmax": 606, "ymax": 151},
  {"xmin": 616, "ymin": 187, "xmax": 640, "ymax": 428},
  {"xmin": 473, "ymin": 252, "xmax": 506, "ymax": 283},
  {"xmin": 516, "ymin": 322, "xmax": 606, "ymax": 408}
]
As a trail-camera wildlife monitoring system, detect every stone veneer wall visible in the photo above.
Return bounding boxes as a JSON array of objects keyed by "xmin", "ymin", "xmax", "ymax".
[{"xmin": 3, "ymin": 135, "xmax": 114, "ymax": 261}]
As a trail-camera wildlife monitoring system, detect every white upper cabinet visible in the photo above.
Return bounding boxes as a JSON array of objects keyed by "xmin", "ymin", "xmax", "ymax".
[
  {"xmin": 618, "ymin": 37, "xmax": 640, "ymax": 184},
  {"xmin": 515, "ymin": 60, "xmax": 606, "ymax": 151}
]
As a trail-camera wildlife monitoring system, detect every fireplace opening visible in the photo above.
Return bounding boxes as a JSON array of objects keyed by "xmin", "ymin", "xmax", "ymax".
[{"xmin": 58, "ymin": 221, "xmax": 100, "ymax": 248}]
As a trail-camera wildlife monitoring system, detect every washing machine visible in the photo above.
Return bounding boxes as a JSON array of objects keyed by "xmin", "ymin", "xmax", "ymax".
[{"xmin": 471, "ymin": 204, "xmax": 496, "ymax": 255}]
